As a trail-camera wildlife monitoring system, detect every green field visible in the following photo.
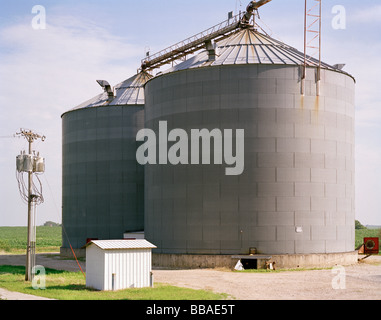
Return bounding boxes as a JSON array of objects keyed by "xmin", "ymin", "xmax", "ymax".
[
  {"xmin": 0, "ymin": 226, "xmax": 379, "ymax": 254},
  {"xmin": 0, "ymin": 227, "xmax": 61, "ymax": 253}
]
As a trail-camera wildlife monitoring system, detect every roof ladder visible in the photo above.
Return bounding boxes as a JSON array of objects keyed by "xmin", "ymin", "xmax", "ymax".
[{"xmin": 302, "ymin": 0, "xmax": 322, "ymax": 96}]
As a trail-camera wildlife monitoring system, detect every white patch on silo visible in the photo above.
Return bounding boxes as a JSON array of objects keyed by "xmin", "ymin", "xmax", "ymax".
[{"xmin": 136, "ymin": 121, "xmax": 245, "ymax": 176}]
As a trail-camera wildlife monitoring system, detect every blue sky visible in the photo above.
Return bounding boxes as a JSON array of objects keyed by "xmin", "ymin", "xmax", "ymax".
[{"xmin": 0, "ymin": 0, "xmax": 381, "ymax": 226}]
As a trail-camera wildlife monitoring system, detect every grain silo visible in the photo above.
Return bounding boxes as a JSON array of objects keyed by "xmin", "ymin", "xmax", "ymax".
[
  {"xmin": 61, "ymin": 71, "xmax": 152, "ymax": 257},
  {"xmin": 143, "ymin": 14, "xmax": 356, "ymax": 268}
]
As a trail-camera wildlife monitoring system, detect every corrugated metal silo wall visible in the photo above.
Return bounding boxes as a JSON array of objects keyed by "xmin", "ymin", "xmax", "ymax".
[
  {"xmin": 62, "ymin": 105, "xmax": 144, "ymax": 249},
  {"xmin": 144, "ymin": 64, "xmax": 355, "ymax": 255}
]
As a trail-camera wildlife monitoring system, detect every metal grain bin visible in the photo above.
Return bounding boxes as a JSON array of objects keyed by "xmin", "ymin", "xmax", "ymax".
[
  {"xmin": 61, "ymin": 72, "xmax": 152, "ymax": 252},
  {"xmin": 144, "ymin": 29, "xmax": 356, "ymax": 257}
]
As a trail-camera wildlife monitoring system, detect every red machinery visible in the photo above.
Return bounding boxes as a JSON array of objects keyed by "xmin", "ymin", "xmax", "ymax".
[{"xmin": 363, "ymin": 238, "xmax": 379, "ymax": 255}]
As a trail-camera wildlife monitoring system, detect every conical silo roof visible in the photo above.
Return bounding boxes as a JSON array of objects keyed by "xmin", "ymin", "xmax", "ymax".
[
  {"xmin": 162, "ymin": 28, "xmax": 350, "ymax": 76},
  {"xmin": 67, "ymin": 71, "xmax": 152, "ymax": 112}
]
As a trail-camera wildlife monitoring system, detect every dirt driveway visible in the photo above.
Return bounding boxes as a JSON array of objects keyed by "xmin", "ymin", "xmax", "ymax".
[
  {"xmin": 153, "ymin": 258, "xmax": 381, "ymax": 300},
  {"xmin": 0, "ymin": 253, "xmax": 380, "ymax": 300}
]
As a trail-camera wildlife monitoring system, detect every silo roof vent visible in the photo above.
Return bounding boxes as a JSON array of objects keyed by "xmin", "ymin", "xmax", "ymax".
[{"xmin": 66, "ymin": 71, "xmax": 153, "ymax": 113}]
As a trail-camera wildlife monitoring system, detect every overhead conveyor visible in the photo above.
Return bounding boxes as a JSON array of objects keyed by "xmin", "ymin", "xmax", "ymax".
[{"xmin": 140, "ymin": 0, "xmax": 272, "ymax": 71}]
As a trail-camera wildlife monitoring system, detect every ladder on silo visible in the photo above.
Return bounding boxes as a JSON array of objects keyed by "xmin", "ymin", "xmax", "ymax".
[{"xmin": 302, "ymin": 0, "xmax": 322, "ymax": 96}]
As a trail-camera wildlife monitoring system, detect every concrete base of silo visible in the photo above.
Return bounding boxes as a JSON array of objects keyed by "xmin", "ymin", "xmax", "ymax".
[
  {"xmin": 59, "ymin": 247, "xmax": 358, "ymax": 270},
  {"xmin": 152, "ymin": 251, "xmax": 358, "ymax": 270}
]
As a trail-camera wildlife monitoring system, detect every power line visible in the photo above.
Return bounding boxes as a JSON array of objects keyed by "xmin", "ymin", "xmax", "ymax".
[
  {"xmin": 16, "ymin": 171, "xmax": 44, "ymax": 205},
  {"xmin": 43, "ymin": 174, "xmax": 86, "ymax": 278}
]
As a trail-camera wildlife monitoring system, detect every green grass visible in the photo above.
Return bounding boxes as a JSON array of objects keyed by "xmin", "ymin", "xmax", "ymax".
[
  {"xmin": 0, "ymin": 227, "xmax": 61, "ymax": 254},
  {"xmin": 0, "ymin": 265, "xmax": 228, "ymax": 300}
]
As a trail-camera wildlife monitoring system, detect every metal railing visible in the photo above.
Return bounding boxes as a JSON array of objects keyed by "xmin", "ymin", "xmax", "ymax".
[{"xmin": 141, "ymin": 12, "xmax": 244, "ymax": 71}]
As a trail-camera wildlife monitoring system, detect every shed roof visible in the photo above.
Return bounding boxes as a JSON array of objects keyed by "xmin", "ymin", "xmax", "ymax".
[{"xmin": 86, "ymin": 239, "xmax": 156, "ymax": 250}]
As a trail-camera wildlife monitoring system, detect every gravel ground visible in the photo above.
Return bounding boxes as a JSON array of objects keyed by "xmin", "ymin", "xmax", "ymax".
[
  {"xmin": 153, "ymin": 258, "xmax": 381, "ymax": 300},
  {"xmin": 0, "ymin": 253, "xmax": 380, "ymax": 300}
]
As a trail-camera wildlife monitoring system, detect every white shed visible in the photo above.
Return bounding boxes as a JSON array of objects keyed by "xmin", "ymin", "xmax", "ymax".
[{"xmin": 85, "ymin": 239, "xmax": 156, "ymax": 291}]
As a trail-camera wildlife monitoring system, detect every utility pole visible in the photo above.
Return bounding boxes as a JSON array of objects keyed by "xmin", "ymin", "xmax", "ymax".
[{"xmin": 16, "ymin": 129, "xmax": 46, "ymax": 281}]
